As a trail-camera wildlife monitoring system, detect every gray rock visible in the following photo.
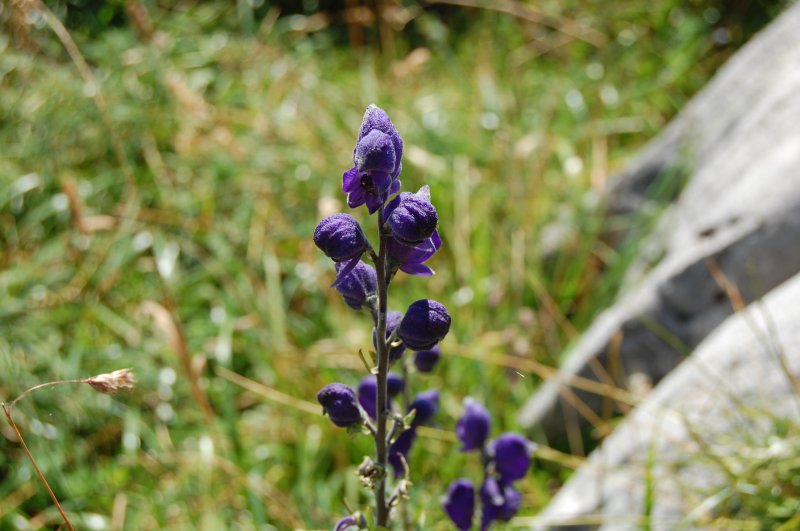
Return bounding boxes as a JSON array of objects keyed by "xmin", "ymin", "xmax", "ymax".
[
  {"xmin": 518, "ymin": 1, "xmax": 800, "ymax": 444},
  {"xmin": 523, "ymin": 271, "xmax": 800, "ymax": 529}
]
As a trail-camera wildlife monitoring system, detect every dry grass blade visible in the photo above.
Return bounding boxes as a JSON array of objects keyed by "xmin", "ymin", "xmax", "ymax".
[
  {"xmin": 140, "ymin": 301, "xmax": 215, "ymax": 422},
  {"xmin": 427, "ymin": 0, "xmax": 607, "ymax": 47},
  {"xmin": 215, "ymin": 366, "xmax": 321, "ymax": 416}
]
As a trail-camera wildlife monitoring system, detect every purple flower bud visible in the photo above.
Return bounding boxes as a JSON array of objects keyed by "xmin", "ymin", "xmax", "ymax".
[
  {"xmin": 357, "ymin": 373, "xmax": 404, "ymax": 420},
  {"xmin": 480, "ymin": 477, "xmax": 522, "ymax": 529},
  {"xmin": 334, "ymin": 260, "xmax": 376, "ymax": 310},
  {"xmin": 408, "ymin": 389, "xmax": 439, "ymax": 426},
  {"xmin": 314, "ymin": 214, "xmax": 368, "ymax": 285},
  {"xmin": 442, "ymin": 478, "xmax": 475, "ymax": 531},
  {"xmin": 488, "ymin": 433, "xmax": 535, "ymax": 483},
  {"xmin": 373, "ymin": 310, "xmax": 407, "ymax": 362},
  {"xmin": 388, "ymin": 229, "xmax": 442, "ymax": 276},
  {"xmin": 398, "ymin": 299, "xmax": 451, "ymax": 351},
  {"xmin": 385, "ymin": 186, "xmax": 438, "ymax": 246},
  {"xmin": 317, "ymin": 383, "xmax": 362, "ymax": 428},
  {"xmin": 387, "ymin": 372, "xmax": 405, "ymax": 397},
  {"xmin": 456, "ymin": 398, "xmax": 491, "ymax": 452},
  {"xmin": 388, "ymin": 427, "xmax": 416, "ymax": 476},
  {"xmin": 357, "ymin": 376, "xmax": 379, "ymax": 420},
  {"xmin": 413, "ymin": 345, "xmax": 441, "ymax": 373},
  {"xmin": 355, "ymin": 130, "xmax": 396, "ymax": 174},
  {"xmin": 357, "ymin": 105, "xmax": 403, "ymax": 178},
  {"xmin": 343, "ymin": 105, "xmax": 404, "ymax": 214}
]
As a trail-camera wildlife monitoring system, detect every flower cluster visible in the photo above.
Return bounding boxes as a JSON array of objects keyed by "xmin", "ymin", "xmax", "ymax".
[
  {"xmin": 313, "ymin": 105, "xmax": 452, "ymax": 528},
  {"xmin": 442, "ymin": 399, "xmax": 537, "ymax": 530}
]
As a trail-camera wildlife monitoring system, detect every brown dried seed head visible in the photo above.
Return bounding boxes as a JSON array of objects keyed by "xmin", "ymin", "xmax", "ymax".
[{"xmin": 85, "ymin": 369, "xmax": 136, "ymax": 394}]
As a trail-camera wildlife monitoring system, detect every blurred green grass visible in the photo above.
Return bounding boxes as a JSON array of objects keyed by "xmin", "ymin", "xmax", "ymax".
[{"xmin": 0, "ymin": 1, "xmax": 789, "ymax": 528}]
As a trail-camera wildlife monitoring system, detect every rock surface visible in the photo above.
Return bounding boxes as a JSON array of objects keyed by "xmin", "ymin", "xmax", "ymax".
[
  {"xmin": 518, "ymin": 1, "xmax": 800, "ymax": 444},
  {"xmin": 524, "ymin": 271, "xmax": 800, "ymax": 529}
]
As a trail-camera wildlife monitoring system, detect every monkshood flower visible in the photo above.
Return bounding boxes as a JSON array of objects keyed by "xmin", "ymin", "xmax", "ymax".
[
  {"xmin": 388, "ymin": 427, "xmax": 416, "ymax": 476},
  {"xmin": 442, "ymin": 478, "xmax": 475, "ymax": 531},
  {"xmin": 385, "ymin": 186, "xmax": 438, "ymax": 246},
  {"xmin": 373, "ymin": 310, "xmax": 406, "ymax": 362},
  {"xmin": 480, "ymin": 477, "xmax": 522, "ymax": 530},
  {"xmin": 387, "ymin": 229, "xmax": 442, "ymax": 276},
  {"xmin": 389, "ymin": 389, "xmax": 440, "ymax": 475},
  {"xmin": 398, "ymin": 299, "xmax": 451, "ymax": 350},
  {"xmin": 314, "ymin": 214, "xmax": 369, "ymax": 285},
  {"xmin": 317, "ymin": 383, "xmax": 362, "ymax": 428},
  {"xmin": 413, "ymin": 345, "xmax": 440, "ymax": 373},
  {"xmin": 488, "ymin": 433, "xmax": 536, "ymax": 483},
  {"xmin": 343, "ymin": 105, "xmax": 403, "ymax": 214},
  {"xmin": 333, "ymin": 512, "xmax": 366, "ymax": 531},
  {"xmin": 335, "ymin": 260, "xmax": 377, "ymax": 310},
  {"xmin": 456, "ymin": 398, "xmax": 491, "ymax": 452},
  {"xmin": 408, "ymin": 389, "xmax": 439, "ymax": 426},
  {"xmin": 357, "ymin": 373, "xmax": 405, "ymax": 420}
]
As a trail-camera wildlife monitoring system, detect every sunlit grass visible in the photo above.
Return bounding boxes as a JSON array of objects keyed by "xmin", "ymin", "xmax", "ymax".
[{"xmin": 0, "ymin": 0, "xmax": 788, "ymax": 528}]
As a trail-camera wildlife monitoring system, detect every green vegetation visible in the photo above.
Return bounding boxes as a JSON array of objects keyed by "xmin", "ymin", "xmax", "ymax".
[{"xmin": 0, "ymin": 1, "xmax": 790, "ymax": 528}]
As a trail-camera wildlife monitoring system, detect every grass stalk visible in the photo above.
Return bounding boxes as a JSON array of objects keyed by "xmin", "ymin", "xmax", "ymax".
[{"xmin": 2, "ymin": 402, "xmax": 75, "ymax": 531}]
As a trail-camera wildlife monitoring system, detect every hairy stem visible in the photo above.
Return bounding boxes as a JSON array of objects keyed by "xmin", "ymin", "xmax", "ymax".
[{"xmin": 374, "ymin": 206, "xmax": 390, "ymax": 527}]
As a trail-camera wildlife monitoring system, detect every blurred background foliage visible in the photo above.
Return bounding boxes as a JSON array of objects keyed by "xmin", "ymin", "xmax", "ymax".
[{"xmin": 0, "ymin": 0, "xmax": 790, "ymax": 528}]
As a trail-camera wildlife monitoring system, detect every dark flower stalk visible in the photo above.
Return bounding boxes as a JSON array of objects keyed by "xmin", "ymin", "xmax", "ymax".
[
  {"xmin": 372, "ymin": 203, "xmax": 392, "ymax": 526},
  {"xmin": 315, "ymin": 106, "xmax": 451, "ymax": 529}
]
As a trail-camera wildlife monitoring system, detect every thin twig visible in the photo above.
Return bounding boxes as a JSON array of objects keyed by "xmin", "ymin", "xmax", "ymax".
[{"xmin": 2, "ymin": 403, "xmax": 75, "ymax": 531}]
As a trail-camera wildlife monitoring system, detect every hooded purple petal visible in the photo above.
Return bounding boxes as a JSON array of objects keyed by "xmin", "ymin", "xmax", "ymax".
[
  {"xmin": 442, "ymin": 478, "xmax": 475, "ymax": 531},
  {"xmin": 398, "ymin": 299, "xmax": 451, "ymax": 351},
  {"xmin": 408, "ymin": 389, "xmax": 439, "ymax": 426},
  {"xmin": 334, "ymin": 260, "xmax": 376, "ymax": 309},
  {"xmin": 317, "ymin": 383, "xmax": 362, "ymax": 428},
  {"xmin": 413, "ymin": 345, "xmax": 441, "ymax": 373},
  {"xmin": 357, "ymin": 105, "xmax": 403, "ymax": 178},
  {"xmin": 456, "ymin": 398, "xmax": 491, "ymax": 452},
  {"xmin": 480, "ymin": 477, "xmax": 522, "ymax": 529},
  {"xmin": 355, "ymin": 130, "xmax": 396, "ymax": 174},
  {"xmin": 488, "ymin": 433, "xmax": 535, "ymax": 483},
  {"xmin": 386, "ymin": 187, "xmax": 438, "ymax": 245},
  {"xmin": 314, "ymin": 214, "xmax": 368, "ymax": 263},
  {"xmin": 388, "ymin": 427, "xmax": 416, "ymax": 476}
]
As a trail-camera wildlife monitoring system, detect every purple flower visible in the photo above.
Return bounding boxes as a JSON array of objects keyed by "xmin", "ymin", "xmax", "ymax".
[
  {"xmin": 317, "ymin": 383, "xmax": 362, "ymax": 428},
  {"xmin": 408, "ymin": 389, "xmax": 439, "ymax": 426},
  {"xmin": 334, "ymin": 513, "xmax": 366, "ymax": 531},
  {"xmin": 343, "ymin": 105, "xmax": 403, "ymax": 214},
  {"xmin": 442, "ymin": 478, "xmax": 475, "ymax": 531},
  {"xmin": 357, "ymin": 373, "xmax": 405, "ymax": 420},
  {"xmin": 314, "ymin": 214, "xmax": 369, "ymax": 285},
  {"xmin": 398, "ymin": 299, "xmax": 451, "ymax": 350},
  {"xmin": 385, "ymin": 186, "xmax": 438, "ymax": 246},
  {"xmin": 387, "ymin": 230, "xmax": 442, "ymax": 277},
  {"xmin": 488, "ymin": 433, "xmax": 535, "ymax": 483},
  {"xmin": 456, "ymin": 398, "xmax": 491, "ymax": 452},
  {"xmin": 387, "ymin": 372, "xmax": 405, "ymax": 397},
  {"xmin": 480, "ymin": 477, "xmax": 522, "ymax": 529},
  {"xmin": 413, "ymin": 345, "xmax": 441, "ymax": 373},
  {"xmin": 334, "ymin": 260, "xmax": 376, "ymax": 310},
  {"xmin": 388, "ymin": 427, "xmax": 416, "ymax": 476},
  {"xmin": 373, "ymin": 310, "xmax": 407, "ymax": 362}
]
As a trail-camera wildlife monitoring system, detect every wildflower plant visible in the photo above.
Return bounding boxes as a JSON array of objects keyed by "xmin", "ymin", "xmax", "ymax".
[
  {"xmin": 315, "ymin": 106, "xmax": 534, "ymax": 529},
  {"xmin": 443, "ymin": 399, "xmax": 537, "ymax": 530},
  {"xmin": 314, "ymin": 105, "xmax": 451, "ymax": 528}
]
